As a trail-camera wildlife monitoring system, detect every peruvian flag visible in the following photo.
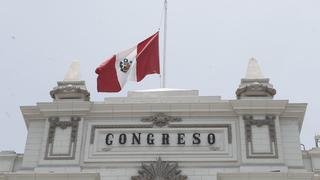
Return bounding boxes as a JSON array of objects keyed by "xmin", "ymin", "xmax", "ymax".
[{"xmin": 95, "ymin": 32, "xmax": 160, "ymax": 92}]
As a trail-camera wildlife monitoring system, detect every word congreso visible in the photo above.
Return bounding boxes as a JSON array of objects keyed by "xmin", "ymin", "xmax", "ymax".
[{"xmin": 105, "ymin": 132, "xmax": 216, "ymax": 145}]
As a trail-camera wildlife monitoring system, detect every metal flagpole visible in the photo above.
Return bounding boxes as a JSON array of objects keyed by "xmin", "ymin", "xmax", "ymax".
[{"xmin": 161, "ymin": 0, "xmax": 168, "ymax": 88}]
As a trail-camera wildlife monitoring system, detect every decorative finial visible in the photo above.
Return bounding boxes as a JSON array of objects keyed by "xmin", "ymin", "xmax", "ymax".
[
  {"xmin": 64, "ymin": 61, "xmax": 80, "ymax": 81},
  {"xmin": 245, "ymin": 57, "xmax": 264, "ymax": 79},
  {"xmin": 50, "ymin": 61, "xmax": 90, "ymax": 101},
  {"xmin": 315, "ymin": 134, "xmax": 320, "ymax": 148},
  {"xmin": 235, "ymin": 58, "xmax": 276, "ymax": 99}
]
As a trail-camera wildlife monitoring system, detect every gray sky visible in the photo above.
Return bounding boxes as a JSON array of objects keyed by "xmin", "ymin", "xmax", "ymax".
[{"xmin": 0, "ymin": 0, "xmax": 320, "ymax": 153}]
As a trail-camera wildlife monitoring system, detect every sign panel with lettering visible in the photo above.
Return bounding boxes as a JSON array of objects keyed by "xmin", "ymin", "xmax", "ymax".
[{"xmin": 84, "ymin": 123, "xmax": 237, "ymax": 162}]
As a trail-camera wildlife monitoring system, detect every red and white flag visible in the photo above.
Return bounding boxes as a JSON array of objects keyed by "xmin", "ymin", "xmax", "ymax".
[{"xmin": 95, "ymin": 32, "xmax": 160, "ymax": 92}]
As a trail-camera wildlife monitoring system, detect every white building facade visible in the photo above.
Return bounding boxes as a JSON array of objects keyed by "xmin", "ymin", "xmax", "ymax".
[{"xmin": 1, "ymin": 59, "xmax": 319, "ymax": 180}]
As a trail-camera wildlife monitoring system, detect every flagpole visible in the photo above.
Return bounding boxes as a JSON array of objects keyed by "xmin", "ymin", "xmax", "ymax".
[{"xmin": 161, "ymin": 0, "xmax": 168, "ymax": 88}]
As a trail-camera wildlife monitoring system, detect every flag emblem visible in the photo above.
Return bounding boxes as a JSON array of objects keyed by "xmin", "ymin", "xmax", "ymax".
[
  {"xmin": 95, "ymin": 32, "xmax": 160, "ymax": 92},
  {"xmin": 119, "ymin": 58, "xmax": 132, "ymax": 73}
]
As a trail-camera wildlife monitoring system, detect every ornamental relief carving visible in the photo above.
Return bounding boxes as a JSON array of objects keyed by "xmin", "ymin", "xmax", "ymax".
[
  {"xmin": 141, "ymin": 113, "xmax": 182, "ymax": 127},
  {"xmin": 45, "ymin": 116, "xmax": 80, "ymax": 160},
  {"xmin": 132, "ymin": 157, "xmax": 187, "ymax": 180},
  {"xmin": 243, "ymin": 115, "xmax": 278, "ymax": 159}
]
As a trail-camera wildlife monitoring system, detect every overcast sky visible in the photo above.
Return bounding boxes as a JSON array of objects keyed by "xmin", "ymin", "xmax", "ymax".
[{"xmin": 1, "ymin": 0, "xmax": 320, "ymax": 153}]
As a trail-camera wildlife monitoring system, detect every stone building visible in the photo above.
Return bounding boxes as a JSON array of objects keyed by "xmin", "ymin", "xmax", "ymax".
[{"xmin": 1, "ymin": 59, "xmax": 319, "ymax": 180}]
